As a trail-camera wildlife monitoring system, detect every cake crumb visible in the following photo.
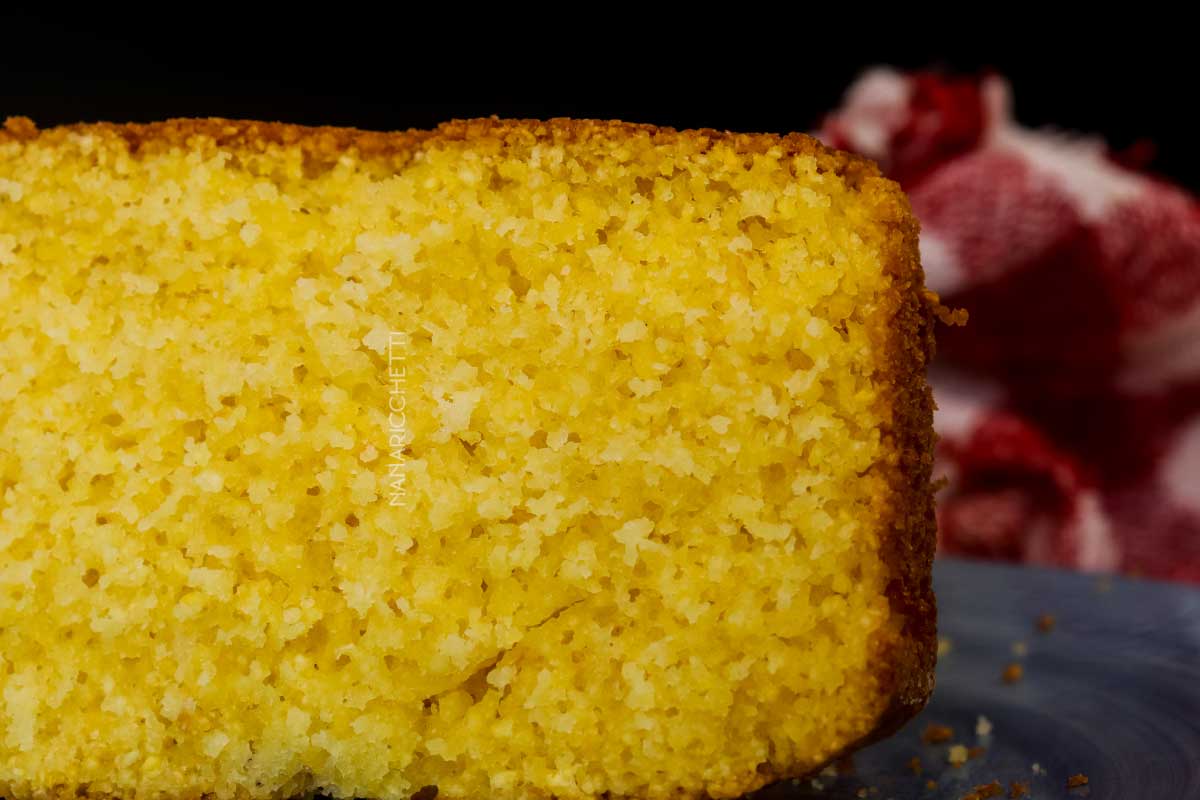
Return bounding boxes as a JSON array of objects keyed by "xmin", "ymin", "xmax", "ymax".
[
  {"xmin": 938, "ymin": 637, "xmax": 954, "ymax": 656},
  {"xmin": 1031, "ymin": 763, "xmax": 1046, "ymax": 776},
  {"xmin": 907, "ymin": 756, "xmax": 922, "ymax": 775},
  {"xmin": 1011, "ymin": 640, "xmax": 1028, "ymax": 657},
  {"xmin": 1002, "ymin": 662, "xmax": 1024, "ymax": 683},
  {"xmin": 1068, "ymin": 773, "xmax": 1089, "ymax": 788},
  {"xmin": 922, "ymin": 723, "xmax": 954, "ymax": 744},
  {"xmin": 961, "ymin": 781, "xmax": 1003, "ymax": 800},
  {"xmin": 1008, "ymin": 780, "xmax": 1029, "ymax": 798},
  {"xmin": 967, "ymin": 745, "xmax": 986, "ymax": 759},
  {"xmin": 926, "ymin": 779, "xmax": 939, "ymax": 790},
  {"xmin": 0, "ymin": 116, "xmax": 943, "ymax": 800},
  {"xmin": 948, "ymin": 744, "xmax": 969, "ymax": 766},
  {"xmin": 1036, "ymin": 613, "xmax": 1056, "ymax": 633},
  {"xmin": 975, "ymin": 715, "xmax": 993, "ymax": 737},
  {"xmin": 928, "ymin": 295, "xmax": 969, "ymax": 326}
]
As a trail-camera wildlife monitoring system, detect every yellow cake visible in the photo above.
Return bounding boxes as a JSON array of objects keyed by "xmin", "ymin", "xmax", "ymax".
[{"xmin": 0, "ymin": 116, "xmax": 937, "ymax": 800}]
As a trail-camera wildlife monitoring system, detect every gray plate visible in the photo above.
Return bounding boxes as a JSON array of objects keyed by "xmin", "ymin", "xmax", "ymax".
[{"xmin": 756, "ymin": 557, "xmax": 1200, "ymax": 799}]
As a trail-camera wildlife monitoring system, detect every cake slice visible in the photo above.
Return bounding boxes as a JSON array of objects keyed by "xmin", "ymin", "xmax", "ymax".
[{"xmin": 0, "ymin": 116, "xmax": 936, "ymax": 800}]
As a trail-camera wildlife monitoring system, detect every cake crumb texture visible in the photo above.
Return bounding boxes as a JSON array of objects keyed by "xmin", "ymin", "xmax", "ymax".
[{"xmin": 0, "ymin": 117, "xmax": 935, "ymax": 800}]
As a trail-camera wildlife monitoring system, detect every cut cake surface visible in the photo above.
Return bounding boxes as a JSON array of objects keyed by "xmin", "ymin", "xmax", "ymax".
[{"xmin": 0, "ymin": 116, "xmax": 936, "ymax": 800}]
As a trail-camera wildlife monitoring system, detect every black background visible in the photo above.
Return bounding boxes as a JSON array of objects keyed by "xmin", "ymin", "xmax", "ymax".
[{"xmin": 2, "ymin": 16, "xmax": 1195, "ymax": 192}]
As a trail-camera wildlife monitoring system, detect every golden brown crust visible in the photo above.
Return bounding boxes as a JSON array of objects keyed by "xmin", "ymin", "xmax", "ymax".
[
  {"xmin": 2, "ymin": 114, "xmax": 885, "ymax": 181},
  {"xmin": 1, "ymin": 115, "xmax": 936, "ymax": 800},
  {"xmin": 866, "ymin": 176, "xmax": 939, "ymax": 738}
]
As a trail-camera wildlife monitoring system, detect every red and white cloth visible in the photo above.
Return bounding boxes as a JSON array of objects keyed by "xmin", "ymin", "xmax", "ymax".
[{"xmin": 821, "ymin": 69, "xmax": 1200, "ymax": 582}]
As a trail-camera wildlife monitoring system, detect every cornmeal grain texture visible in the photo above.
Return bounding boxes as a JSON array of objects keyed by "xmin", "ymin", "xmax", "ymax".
[{"xmin": 0, "ymin": 117, "xmax": 936, "ymax": 800}]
